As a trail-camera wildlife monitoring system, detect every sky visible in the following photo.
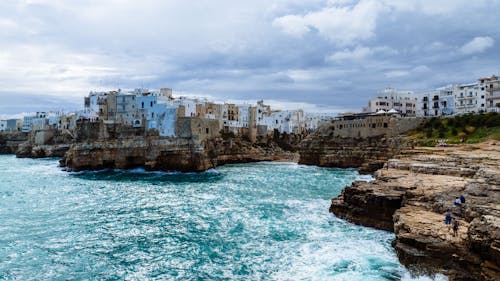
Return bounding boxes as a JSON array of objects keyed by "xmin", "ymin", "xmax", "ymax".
[{"xmin": 0, "ymin": 0, "xmax": 499, "ymax": 117}]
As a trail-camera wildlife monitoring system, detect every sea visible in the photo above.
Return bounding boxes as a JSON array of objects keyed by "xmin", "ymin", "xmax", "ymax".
[{"xmin": 0, "ymin": 155, "xmax": 447, "ymax": 280}]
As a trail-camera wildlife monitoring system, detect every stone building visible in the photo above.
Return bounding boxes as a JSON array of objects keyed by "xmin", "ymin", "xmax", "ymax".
[{"xmin": 330, "ymin": 113, "xmax": 421, "ymax": 138}]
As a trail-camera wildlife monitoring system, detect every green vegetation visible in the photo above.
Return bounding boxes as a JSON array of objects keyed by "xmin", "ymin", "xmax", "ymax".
[{"xmin": 408, "ymin": 112, "xmax": 500, "ymax": 146}]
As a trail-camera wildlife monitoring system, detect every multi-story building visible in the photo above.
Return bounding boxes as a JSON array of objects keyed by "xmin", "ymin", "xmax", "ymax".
[
  {"xmin": 22, "ymin": 116, "xmax": 34, "ymax": 132},
  {"xmin": 453, "ymin": 81, "xmax": 488, "ymax": 114},
  {"xmin": 261, "ymin": 110, "xmax": 306, "ymax": 134},
  {"xmin": 367, "ymin": 88, "xmax": 417, "ymax": 116},
  {"xmin": 417, "ymin": 86, "xmax": 455, "ymax": 117},
  {"xmin": 0, "ymin": 119, "xmax": 22, "ymax": 132},
  {"xmin": 115, "ymin": 93, "xmax": 137, "ymax": 125},
  {"xmin": 481, "ymin": 75, "xmax": 500, "ymax": 113},
  {"xmin": 305, "ymin": 114, "xmax": 335, "ymax": 131}
]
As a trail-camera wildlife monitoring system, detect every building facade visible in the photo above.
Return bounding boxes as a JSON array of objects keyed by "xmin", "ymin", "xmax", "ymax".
[{"xmin": 367, "ymin": 88, "xmax": 417, "ymax": 116}]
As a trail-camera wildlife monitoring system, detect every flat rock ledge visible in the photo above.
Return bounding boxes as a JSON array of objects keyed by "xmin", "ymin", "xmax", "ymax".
[{"xmin": 330, "ymin": 142, "xmax": 500, "ymax": 281}]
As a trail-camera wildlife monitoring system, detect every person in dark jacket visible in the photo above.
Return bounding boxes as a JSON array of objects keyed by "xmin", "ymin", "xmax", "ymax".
[
  {"xmin": 460, "ymin": 195, "xmax": 465, "ymax": 204},
  {"xmin": 453, "ymin": 219, "xmax": 459, "ymax": 237},
  {"xmin": 445, "ymin": 210, "xmax": 452, "ymax": 227}
]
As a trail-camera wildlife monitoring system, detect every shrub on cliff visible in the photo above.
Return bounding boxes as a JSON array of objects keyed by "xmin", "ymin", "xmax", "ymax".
[{"xmin": 409, "ymin": 112, "xmax": 500, "ymax": 145}]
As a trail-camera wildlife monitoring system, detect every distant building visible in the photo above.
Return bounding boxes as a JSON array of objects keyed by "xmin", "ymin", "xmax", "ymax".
[
  {"xmin": 417, "ymin": 86, "xmax": 455, "ymax": 117},
  {"xmin": 0, "ymin": 119, "xmax": 22, "ymax": 132},
  {"xmin": 481, "ymin": 75, "xmax": 500, "ymax": 113},
  {"xmin": 453, "ymin": 81, "xmax": 488, "ymax": 114},
  {"xmin": 367, "ymin": 88, "xmax": 417, "ymax": 116},
  {"xmin": 305, "ymin": 114, "xmax": 334, "ymax": 131}
]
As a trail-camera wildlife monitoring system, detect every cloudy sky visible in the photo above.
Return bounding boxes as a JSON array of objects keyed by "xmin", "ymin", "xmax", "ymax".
[{"xmin": 0, "ymin": 0, "xmax": 499, "ymax": 116}]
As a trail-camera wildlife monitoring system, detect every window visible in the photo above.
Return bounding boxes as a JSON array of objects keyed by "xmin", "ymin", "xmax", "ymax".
[
  {"xmin": 206, "ymin": 128, "xmax": 209, "ymax": 134},
  {"xmin": 141, "ymin": 102, "xmax": 144, "ymax": 109},
  {"xmin": 150, "ymin": 101, "xmax": 153, "ymax": 107}
]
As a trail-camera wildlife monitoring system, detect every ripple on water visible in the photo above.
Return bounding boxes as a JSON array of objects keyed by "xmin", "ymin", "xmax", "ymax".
[{"xmin": 0, "ymin": 156, "xmax": 447, "ymax": 280}]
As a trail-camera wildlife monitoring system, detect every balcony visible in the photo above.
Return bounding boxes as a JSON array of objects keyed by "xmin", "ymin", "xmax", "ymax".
[
  {"xmin": 486, "ymin": 93, "xmax": 500, "ymax": 100},
  {"xmin": 456, "ymin": 103, "xmax": 475, "ymax": 109},
  {"xmin": 456, "ymin": 95, "xmax": 475, "ymax": 100},
  {"xmin": 486, "ymin": 85, "xmax": 500, "ymax": 92}
]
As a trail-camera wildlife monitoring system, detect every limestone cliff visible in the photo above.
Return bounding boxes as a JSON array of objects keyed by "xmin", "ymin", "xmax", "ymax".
[
  {"xmin": 299, "ymin": 123, "xmax": 408, "ymax": 174},
  {"xmin": 60, "ymin": 136, "xmax": 298, "ymax": 172},
  {"xmin": 330, "ymin": 142, "xmax": 500, "ymax": 280},
  {"xmin": 15, "ymin": 129, "xmax": 73, "ymax": 158},
  {"xmin": 0, "ymin": 132, "xmax": 28, "ymax": 154}
]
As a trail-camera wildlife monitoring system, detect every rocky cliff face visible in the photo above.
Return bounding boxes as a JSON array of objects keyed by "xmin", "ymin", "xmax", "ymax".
[
  {"xmin": 299, "ymin": 123, "xmax": 407, "ymax": 174},
  {"xmin": 60, "ymin": 137, "xmax": 213, "ymax": 172},
  {"xmin": 60, "ymin": 136, "xmax": 299, "ymax": 172},
  {"xmin": 330, "ymin": 142, "xmax": 500, "ymax": 280},
  {"xmin": 0, "ymin": 132, "xmax": 28, "ymax": 154}
]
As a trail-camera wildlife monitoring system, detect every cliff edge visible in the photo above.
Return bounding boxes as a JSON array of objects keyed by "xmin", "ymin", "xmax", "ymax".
[{"xmin": 330, "ymin": 142, "xmax": 500, "ymax": 280}]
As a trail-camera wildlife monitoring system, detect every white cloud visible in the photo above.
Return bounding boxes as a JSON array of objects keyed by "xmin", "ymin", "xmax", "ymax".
[
  {"xmin": 273, "ymin": 0, "xmax": 385, "ymax": 45},
  {"xmin": 0, "ymin": 43, "xmax": 170, "ymax": 98},
  {"xmin": 326, "ymin": 45, "xmax": 397, "ymax": 62},
  {"xmin": 272, "ymin": 15, "xmax": 310, "ymax": 37},
  {"xmin": 326, "ymin": 46, "xmax": 372, "ymax": 61},
  {"xmin": 384, "ymin": 70, "xmax": 409, "ymax": 78},
  {"xmin": 460, "ymin": 36, "xmax": 495, "ymax": 54}
]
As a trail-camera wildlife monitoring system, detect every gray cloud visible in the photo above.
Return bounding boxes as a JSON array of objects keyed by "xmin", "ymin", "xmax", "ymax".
[{"xmin": 0, "ymin": 0, "xmax": 499, "ymax": 115}]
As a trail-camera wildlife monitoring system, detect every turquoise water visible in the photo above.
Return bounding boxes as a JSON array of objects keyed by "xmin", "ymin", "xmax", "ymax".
[{"xmin": 0, "ymin": 155, "xmax": 444, "ymax": 280}]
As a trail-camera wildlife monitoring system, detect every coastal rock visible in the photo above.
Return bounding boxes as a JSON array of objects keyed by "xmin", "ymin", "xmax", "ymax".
[
  {"xmin": 16, "ymin": 143, "xmax": 70, "ymax": 158},
  {"xmin": 0, "ymin": 132, "xmax": 28, "ymax": 154},
  {"xmin": 299, "ymin": 124, "xmax": 407, "ymax": 174},
  {"xmin": 60, "ymin": 136, "xmax": 298, "ymax": 172},
  {"xmin": 330, "ymin": 142, "xmax": 500, "ymax": 280}
]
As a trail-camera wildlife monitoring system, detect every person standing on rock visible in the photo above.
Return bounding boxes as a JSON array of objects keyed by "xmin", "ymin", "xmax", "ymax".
[
  {"xmin": 453, "ymin": 218, "xmax": 459, "ymax": 237},
  {"xmin": 445, "ymin": 210, "xmax": 452, "ymax": 228},
  {"xmin": 460, "ymin": 195, "xmax": 466, "ymax": 204}
]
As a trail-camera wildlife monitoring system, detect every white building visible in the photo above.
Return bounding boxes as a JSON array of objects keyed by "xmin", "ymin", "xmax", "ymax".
[
  {"xmin": 480, "ymin": 75, "xmax": 500, "ymax": 113},
  {"xmin": 367, "ymin": 88, "xmax": 417, "ymax": 116},
  {"xmin": 22, "ymin": 116, "xmax": 34, "ymax": 132},
  {"xmin": 261, "ymin": 110, "xmax": 306, "ymax": 134},
  {"xmin": 417, "ymin": 86, "xmax": 455, "ymax": 117},
  {"xmin": 453, "ymin": 82, "xmax": 488, "ymax": 114},
  {"xmin": 0, "ymin": 120, "xmax": 7, "ymax": 132},
  {"xmin": 305, "ymin": 114, "xmax": 334, "ymax": 131}
]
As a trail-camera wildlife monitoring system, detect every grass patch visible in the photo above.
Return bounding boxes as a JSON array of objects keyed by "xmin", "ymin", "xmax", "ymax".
[{"xmin": 408, "ymin": 113, "xmax": 500, "ymax": 146}]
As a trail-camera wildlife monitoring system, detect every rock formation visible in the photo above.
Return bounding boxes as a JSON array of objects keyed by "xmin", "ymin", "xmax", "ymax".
[
  {"xmin": 331, "ymin": 142, "xmax": 500, "ymax": 280},
  {"xmin": 299, "ymin": 123, "xmax": 408, "ymax": 174},
  {"xmin": 0, "ymin": 132, "xmax": 28, "ymax": 154},
  {"xmin": 60, "ymin": 136, "xmax": 298, "ymax": 172}
]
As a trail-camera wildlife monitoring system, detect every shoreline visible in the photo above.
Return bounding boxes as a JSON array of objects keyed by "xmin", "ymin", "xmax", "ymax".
[{"xmin": 330, "ymin": 141, "xmax": 500, "ymax": 280}]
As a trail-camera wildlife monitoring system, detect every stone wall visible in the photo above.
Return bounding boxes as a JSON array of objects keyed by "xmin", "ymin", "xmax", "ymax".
[
  {"xmin": 328, "ymin": 116, "xmax": 422, "ymax": 138},
  {"xmin": 298, "ymin": 117, "xmax": 419, "ymax": 173},
  {"xmin": 176, "ymin": 117, "xmax": 220, "ymax": 141}
]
